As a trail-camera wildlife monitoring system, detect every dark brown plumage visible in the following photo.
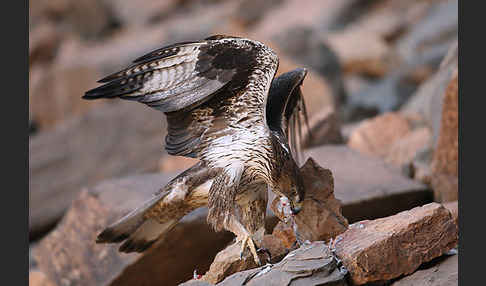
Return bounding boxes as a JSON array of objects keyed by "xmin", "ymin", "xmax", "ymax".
[{"xmin": 85, "ymin": 35, "xmax": 309, "ymax": 265}]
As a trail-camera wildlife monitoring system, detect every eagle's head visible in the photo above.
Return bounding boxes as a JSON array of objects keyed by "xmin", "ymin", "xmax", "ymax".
[{"xmin": 270, "ymin": 134, "xmax": 305, "ymax": 215}]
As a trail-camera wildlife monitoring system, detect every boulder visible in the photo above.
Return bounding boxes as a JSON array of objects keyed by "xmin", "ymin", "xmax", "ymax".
[{"xmin": 334, "ymin": 203, "xmax": 458, "ymax": 285}]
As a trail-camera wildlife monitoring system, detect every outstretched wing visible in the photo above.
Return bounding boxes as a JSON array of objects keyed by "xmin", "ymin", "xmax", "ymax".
[
  {"xmin": 84, "ymin": 35, "xmax": 279, "ymax": 158},
  {"xmin": 266, "ymin": 68, "xmax": 310, "ymax": 164}
]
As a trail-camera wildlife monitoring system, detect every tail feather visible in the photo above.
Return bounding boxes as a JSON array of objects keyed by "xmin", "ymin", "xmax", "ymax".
[
  {"xmin": 96, "ymin": 191, "xmax": 168, "ymax": 250},
  {"xmin": 118, "ymin": 219, "xmax": 176, "ymax": 253},
  {"xmin": 96, "ymin": 161, "xmax": 214, "ymax": 253}
]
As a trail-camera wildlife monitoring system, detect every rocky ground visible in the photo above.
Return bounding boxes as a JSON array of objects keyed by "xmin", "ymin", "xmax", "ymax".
[{"xmin": 29, "ymin": 0, "xmax": 458, "ymax": 285}]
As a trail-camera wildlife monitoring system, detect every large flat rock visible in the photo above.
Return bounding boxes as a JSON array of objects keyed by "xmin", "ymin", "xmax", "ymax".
[{"xmin": 334, "ymin": 203, "xmax": 458, "ymax": 285}]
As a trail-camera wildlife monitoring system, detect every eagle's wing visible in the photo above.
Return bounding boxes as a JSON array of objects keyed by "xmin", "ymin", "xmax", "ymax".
[
  {"xmin": 266, "ymin": 68, "xmax": 310, "ymax": 165},
  {"xmin": 84, "ymin": 35, "xmax": 279, "ymax": 158}
]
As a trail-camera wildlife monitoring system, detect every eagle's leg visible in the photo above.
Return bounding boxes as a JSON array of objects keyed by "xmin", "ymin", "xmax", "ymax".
[
  {"xmin": 240, "ymin": 233, "xmax": 261, "ymax": 265},
  {"xmin": 234, "ymin": 181, "xmax": 268, "ymax": 266}
]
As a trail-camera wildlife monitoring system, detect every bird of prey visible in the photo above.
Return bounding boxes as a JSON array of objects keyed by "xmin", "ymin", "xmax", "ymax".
[{"xmin": 84, "ymin": 35, "xmax": 309, "ymax": 265}]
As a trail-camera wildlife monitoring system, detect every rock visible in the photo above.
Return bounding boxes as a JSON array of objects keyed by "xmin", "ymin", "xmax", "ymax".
[
  {"xmin": 203, "ymin": 242, "xmax": 347, "ymax": 286},
  {"xmin": 200, "ymin": 242, "xmax": 262, "ymax": 285},
  {"xmin": 270, "ymin": 158, "xmax": 348, "ymax": 246},
  {"xmin": 159, "ymin": 156, "xmax": 200, "ymax": 173},
  {"xmin": 29, "ymin": 101, "xmax": 168, "ymax": 239},
  {"xmin": 301, "ymin": 106, "xmax": 344, "ymax": 148},
  {"xmin": 430, "ymin": 68, "xmax": 458, "ymax": 202},
  {"xmin": 334, "ymin": 203, "xmax": 458, "ymax": 285},
  {"xmin": 392, "ymin": 254, "xmax": 458, "ymax": 286},
  {"xmin": 29, "ymin": 270, "xmax": 55, "ymax": 286},
  {"xmin": 260, "ymin": 234, "xmax": 290, "ymax": 262},
  {"xmin": 33, "ymin": 174, "xmax": 234, "ymax": 286},
  {"xmin": 348, "ymin": 112, "xmax": 412, "ymax": 158},
  {"xmin": 304, "ymin": 145, "xmax": 432, "ymax": 223},
  {"xmin": 202, "ymin": 159, "xmax": 348, "ymax": 284}
]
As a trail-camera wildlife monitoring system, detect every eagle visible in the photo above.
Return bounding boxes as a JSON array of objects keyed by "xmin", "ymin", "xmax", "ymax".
[{"xmin": 83, "ymin": 35, "xmax": 309, "ymax": 265}]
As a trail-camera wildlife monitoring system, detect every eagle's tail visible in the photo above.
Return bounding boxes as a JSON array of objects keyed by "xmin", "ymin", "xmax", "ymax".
[
  {"xmin": 96, "ymin": 190, "xmax": 178, "ymax": 253},
  {"xmin": 96, "ymin": 161, "xmax": 213, "ymax": 253}
]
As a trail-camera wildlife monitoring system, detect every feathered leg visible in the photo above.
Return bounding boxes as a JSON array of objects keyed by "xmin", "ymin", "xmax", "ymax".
[{"xmin": 233, "ymin": 182, "xmax": 269, "ymax": 266}]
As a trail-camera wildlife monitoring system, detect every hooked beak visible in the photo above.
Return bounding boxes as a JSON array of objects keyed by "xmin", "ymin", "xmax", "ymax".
[{"xmin": 291, "ymin": 201, "xmax": 303, "ymax": 215}]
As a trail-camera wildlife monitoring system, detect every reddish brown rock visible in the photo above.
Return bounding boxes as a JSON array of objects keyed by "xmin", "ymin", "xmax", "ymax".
[
  {"xmin": 334, "ymin": 203, "xmax": 458, "ymax": 285},
  {"xmin": 271, "ymin": 158, "xmax": 348, "ymax": 245},
  {"xmin": 392, "ymin": 254, "xmax": 458, "ymax": 286},
  {"xmin": 259, "ymin": 234, "xmax": 288, "ymax": 262},
  {"xmin": 430, "ymin": 70, "xmax": 458, "ymax": 202},
  {"xmin": 348, "ymin": 112, "xmax": 412, "ymax": 159},
  {"xmin": 200, "ymin": 242, "xmax": 262, "ymax": 285}
]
